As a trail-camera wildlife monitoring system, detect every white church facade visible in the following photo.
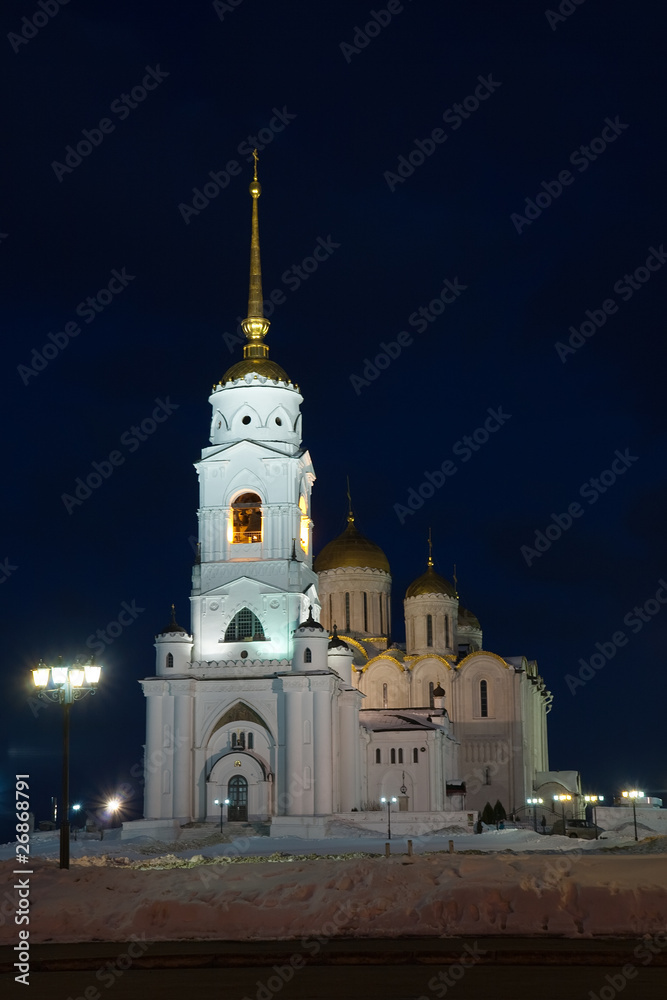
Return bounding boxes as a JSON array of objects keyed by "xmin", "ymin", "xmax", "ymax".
[{"xmin": 125, "ymin": 159, "xmax": 571, "ymax": 841}]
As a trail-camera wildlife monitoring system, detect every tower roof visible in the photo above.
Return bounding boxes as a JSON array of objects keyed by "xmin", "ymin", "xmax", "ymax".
[
  {"xmin": 315, "ymin": 514, "xmax": 390, "ymax": 573},
  {"xmin": 222, "ymin": 151, "xmax": 289, "ymax": 384},
  {"xmin": 458, "ymin": 604, "xmax": 481, "ymax": 629},
  {"xmin": 406, "ymin": 533, "xmax": 456, "ymax": 598},
  {"xmin": 158, "ymin": 604, "xmax": 187, "ymax": 635}
]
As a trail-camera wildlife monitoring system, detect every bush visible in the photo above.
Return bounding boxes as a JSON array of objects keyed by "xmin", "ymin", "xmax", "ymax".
[{"xmin": 481, "ymin": 802, "xmax": 495, "ymax": 825}]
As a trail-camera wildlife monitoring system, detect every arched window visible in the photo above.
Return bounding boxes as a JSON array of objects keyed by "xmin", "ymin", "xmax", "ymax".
[
  {"xmin": 382, "ymin": 682, "xmax": 388, "ymax": 709},
  {"xmin": 166, "ymin": 652, "xmax": 174, "ymax": 669},
  {"xmin": 247, "ymin": 732, "xmax": 254, "ymax": 749},
  {"xmin": 413, "ymin": 747, "xmax": 419, "ymax": 763},
  {"xmin": 398, "ymin": 748, "xmax": 403, "ymax": 764},
  {"xmin": 445, "ymin": 615, "xmax": 450, "ymax": 648},
  {"xmin": 480, "ymin": 679, "xmax": 488, "ymax": 717},
  {"xmin": 224, "ymin": 607, "xmax": 265, "ymax": 641},
  {"xmin": 375, "ymin": 748, "xmax": 381, "ymax": 764},
  {"xmin": 345, "ymin": 592, "xmax": 350, "ymax": 631},
  {"xmin": 429, "ymin": 681, "xmax": 435, "ymax": 709},
  {"xmin": 304, "ymin": 647, "xmax": 312, "ymax": 663},
  {"xmin": 379, "ymin": 594, "xmax": 383, "ymax": 634},
  {"xmin": 426, "ymin": 614, "xmax": 433, "ymax": 647},
  {"xmin": 231, "ymin": 492, "xmax": 262, "ymax": 544},
  {"xmin": 390, "ymin": 748, "xmax": 396, "ymax": 764},
  {"xmin": 363, "ymin": 592, "xmax": 368, "ymax": 632},
  {"xmin": 329, "ymin": 594, "xmax": 333, "ymax": 628}
]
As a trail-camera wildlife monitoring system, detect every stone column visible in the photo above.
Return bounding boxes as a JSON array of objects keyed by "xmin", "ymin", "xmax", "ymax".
[
  {"xmin": 313, "ymin": 680, "xmax": 333, "ymax": 815},
  {"xmin": 143, "ymin": 685, "xmax": 163, "ymax": 819},
  {"xmin": 283, "ymin": 677, "xmax": 305, "ymax": 815},
  {"xmin": 172, "ymin": 684, "xmax": 193, "ymax": 820}
]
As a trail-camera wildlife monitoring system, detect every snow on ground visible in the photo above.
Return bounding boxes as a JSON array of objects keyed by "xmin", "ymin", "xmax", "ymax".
[{"xmin": 2, "ymin": 827, "xmax": 666, "ymax": 944}]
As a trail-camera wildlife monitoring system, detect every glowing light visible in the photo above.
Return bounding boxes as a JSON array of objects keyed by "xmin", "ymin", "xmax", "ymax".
[
  {"xmin": 69, "ymin": 668, "xmax": 85, "ymax": 687},
  {"xmin": 299, "ymin": 495, "xmax": 309, "ymax": 551},
  {"xmin": 32, "ymin": 667, "xmax": 50, "ymax": 688},
  {"xmin": 107, "ymin": 797, "xmax": 121, "ymax": 812},
  {"xmin": 85, "ymin": 664, "xmax": 102, "ymax": 684},
  {"xmin": 52, "ymin": 667, "xmax": 68, "ymax": 685}
]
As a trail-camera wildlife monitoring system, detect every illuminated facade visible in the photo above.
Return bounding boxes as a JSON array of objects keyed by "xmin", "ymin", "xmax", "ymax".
[{"xmin": 127, "ymin": 159, "xmax": 556, "ymax": 841}]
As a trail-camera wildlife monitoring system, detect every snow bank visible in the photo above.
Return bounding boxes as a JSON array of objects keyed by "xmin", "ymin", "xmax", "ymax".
[{"xmin": 2, "ymin": 849, "xmax": 666, "ymax": 944}]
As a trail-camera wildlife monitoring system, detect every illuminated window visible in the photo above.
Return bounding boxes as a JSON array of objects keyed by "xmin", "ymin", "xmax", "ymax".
[
  {"xmin": 391, "ymin": 748, "xmax": 396, "ymax": 764},
  {"xmin": 345, "ymin": 592, "xmax": 350, "ymax": 631},
  {"xmin": 166, "ymin": 653, "xmax": 173, "ymax": 669},
  {"xmin": 231, "ymin": 492, "xmax": 262, "ymax": 544},
  {"xmin": 382, "ymin": 682, "xmax": 388, "ymax": 709},
  {"xmin": 225, "ymin": 608, "xmax": 265, "ymax": 641},
  {"xmin": 304, "ymin": 647, "xmax": 312, "ymax": 663},
  {"xmin": 480, "ymin": 680, "xmax": 488, "ymax": 717},
  {"xmin": 299, "ymin": 495, "xmax": 309, "ymax": 552},
  {"xmin": 426, "ymin": 614, "xmax": 433, "ymax": 647},
  {"xmin": 398, "ymin": 748, "xmax": 403, "ymax": 764}
]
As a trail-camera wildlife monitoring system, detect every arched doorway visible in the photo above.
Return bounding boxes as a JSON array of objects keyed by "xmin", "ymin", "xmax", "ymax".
[{"xmin": 228, "ymin": 775, "xmax": 248, "ymax": 821}]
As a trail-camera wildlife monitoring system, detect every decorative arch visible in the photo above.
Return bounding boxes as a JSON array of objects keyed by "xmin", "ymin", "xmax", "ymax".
[
  {"xmin": 456, "ymin": 650, "xmax": 511, "ymax": 671},
  {"xmin": 224, "ymin": 607, "xmax": 265, "ymax": 641},
  {"xmin": 210, "ymin": 701, "xmax": 271, "ymax": 739},
  {"xmin": 230, "ymin": 493, "xmax": 262, "ymax": 544},
  {"xmin": 231, "ymin": 403, "xmax": 262, "ymax": 434},
  {"xmin": 267, "ymin": 404, "xmax": 291, "ymax": 429}
]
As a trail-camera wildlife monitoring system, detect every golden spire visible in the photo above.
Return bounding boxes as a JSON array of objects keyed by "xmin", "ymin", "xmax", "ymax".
[
  {"xmin": 241, "ymin": 149, "xmax": 270, "ymax": 363},
  {"xmin": 346, "ymin": 476, "xmax": 354, "ymax": 524},
  {"xmin": 427, "ymin": 527, "xmax": 433, "ymax": 567},
  {"xmin": 453, "ymin": 563, "xmax": 458, "ymax": 597}
]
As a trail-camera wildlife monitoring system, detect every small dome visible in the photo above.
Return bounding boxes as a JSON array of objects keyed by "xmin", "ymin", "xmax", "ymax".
[
  {"xmin": 433, "ymin": 683, "xmax": 445, "ymax": 698},
  {"xmin": 328, "ymin": 625, "xmax": 351, "ymax": 650},
  {"xmin": 296, "ymin": 605, "xmax": 326, "ymax": 631},
  {"xmin": 315, "ymin": 516, "xmax": 390, "ymax": 573},
  {"xmin": 458, "ymin": 605, "xmax": 481, "ymax": 629},
  {"xmin": 158, "ymin": 605, "xmax": 187, "ymax": 635},
  {"xmin": 406, "ymin": 564, "xmax": 456, "ymax": 598},
  {"xmin": 221, "ymin": 358, "xmax": 290, "ymax": 383}
]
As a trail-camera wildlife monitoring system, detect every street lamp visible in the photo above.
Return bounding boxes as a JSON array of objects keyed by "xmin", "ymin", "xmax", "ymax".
[
  {"xmin": 622, "ymin": 790, "xmax": 644, "ymax": 841},
  {"xmin": 72, "ymin": 803, "xmax": 81, "ymax": 841},
  {"xmin": 214, "ymin": 798, "xmax": 230, "ymax": 834},
  {"xmin": 527, "ymin": 797, "xmax": 543, "ymax": 832},
  {"xmin": 583, "ymin": 794, "xmax": 604, "ymax": 839},
  {"xmin": 32, "ymin": 656, "xmax": 102, "ymax": 869},
  {"xmin": 380, "ymin": 796, "xmax": 397, "ymax": 840},
  {"xmin": 553, "ymin": 793, "xmax": 572, "ymax": 835}
]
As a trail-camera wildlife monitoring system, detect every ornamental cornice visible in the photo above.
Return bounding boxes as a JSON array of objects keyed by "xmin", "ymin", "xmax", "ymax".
[
  {"xmin": 317, "ymin": 566, "xmax": 392, "ymax": 580},
  {"xmin": 336, "ymin": 635, "xmax": 370, "ymax": 660},
  {"xmin": 361, "ymin": 654, "xmax": 405, "ymax": 673},
  {"xmin": 403, "ymin": 654, "xmax": 454, "ymax": 670}
]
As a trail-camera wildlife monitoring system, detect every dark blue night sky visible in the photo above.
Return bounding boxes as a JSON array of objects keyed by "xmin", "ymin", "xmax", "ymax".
[{"xmin": 1, "ymin": 0, "xmax": 665, "ymax": 840}]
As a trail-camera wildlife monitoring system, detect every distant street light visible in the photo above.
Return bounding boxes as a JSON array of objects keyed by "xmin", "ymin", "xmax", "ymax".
[
  {"xmin": 380, "ymin": 796, "xmax": 398, "ymax": 840},
  {"xmin": 527, "ymin": 797, "xmax": 543, "ymax": 832},
  {"xmin": 622, "ymin": 790, "xmax": 644, "ymax": 841},
  {"xmin": 583, "ymin": 794, "xmax": 604, "ymax": 839},
  {"xmin": 214, "ymin": 798, "xmax": 230, "ymax": 834},
  {"xmin": 32, "ymin": 657, "xmax": 102, "ymax": 869}
]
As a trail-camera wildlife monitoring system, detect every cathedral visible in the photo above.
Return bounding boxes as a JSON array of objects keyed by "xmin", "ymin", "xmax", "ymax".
[{"xmin": 125, "ymin": 159, "xmax": 572, "ymax": 841}]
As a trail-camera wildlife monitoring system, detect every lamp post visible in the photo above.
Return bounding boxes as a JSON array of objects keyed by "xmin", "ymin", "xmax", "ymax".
[
  {"xmin": 622, "ymin": 790, "xmax": 644, "ymax": 841},
  {"xmin": 380, "ymin": 796, "xmax": 397, "ymax": 840},
  {"xmin": 214, "ymin": 798, "xmax": 230, "ymax": 834},
  {"xmin": 553, "ymin": 793, "xmax": 572, "ymax": 835},
  {"xmin": 106, "ymin": 797, "xmax": 121, "ymax": 831},
  {"xmin": 583, "ymin": 794, "xmax": 604, "ymax": 839},
  {"xmin": 72, "ymin": 803, "xmax": 81, "ymax": 841},
  {"xmin": 527, "ymin": 797, "xmax": 543, "ymax": 832},
  {"xmin": 32, "ymin": 657, "xmax": 102, "ymax": 869}
]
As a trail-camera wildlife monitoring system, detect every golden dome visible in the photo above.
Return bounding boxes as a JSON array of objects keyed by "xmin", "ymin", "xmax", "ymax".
[
  {"xmin": 458, "ymin": 605, "xmax": 481, "ymax": 629},
  {"xmin": 406, "ymin": 564, "xmax": 456, "ymax": 598},
  {"xmin": 315, "ymin": 516, "xmax": 390, "ymax": 573},
  {"xmin": 221, "ymin": 358, "xmax": 289, "ymax": 383}
]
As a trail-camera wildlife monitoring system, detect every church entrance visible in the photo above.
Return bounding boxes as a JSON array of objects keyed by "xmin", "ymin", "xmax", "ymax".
[{"xmin": 227, "ymin": 775, "xmax": 248, "ymax": 821}]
